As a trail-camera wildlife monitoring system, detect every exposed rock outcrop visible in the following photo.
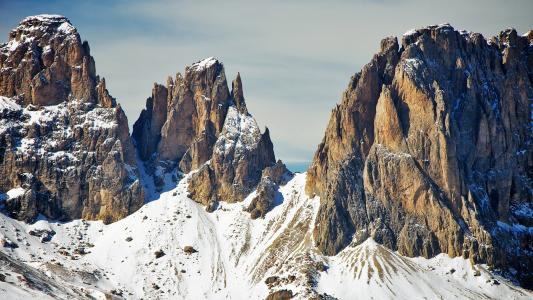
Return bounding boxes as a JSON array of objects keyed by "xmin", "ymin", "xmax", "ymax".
[
  {"xmin": 306, "ymin": 24, "xmax": 533, "ymax": 286},
  {"xmin": 187, "ymin": 105, "xmax": 277, "ymax": 209},
  {"xmin": 132, "ymin": 57, "xmax": 288, "ymax": 210},
  {"xmin": 0, "ymin": 15, "xmax": 144, "ymax": 223},
  {"xmin": 0, "ymin": 15, "xmax": 97, "ymax": 106},
  {"xmin": 132, "ymin": 83, "xmax": 168, "ymax": 161},
  {"xmin": 133, "ymin": 58, "xmax": 230, "ymax": 173},
  {"xmin": 246, "ymin": 160, "xmax": 292, "ymax": 219},
  {"xmin": 265, "ymin": 289, "xmax": 293, "ymax": 300}
]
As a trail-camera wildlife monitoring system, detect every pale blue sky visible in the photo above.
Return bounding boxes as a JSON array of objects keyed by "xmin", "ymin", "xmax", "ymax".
[{"xmin": 1, "ymin": 0, "xmax": 531, "ymax": 164}]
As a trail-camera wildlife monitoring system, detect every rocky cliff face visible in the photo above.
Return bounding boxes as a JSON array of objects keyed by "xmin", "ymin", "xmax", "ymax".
[
  {"xmin": 133, "ymin": 57, "xmax": 230, "ymax": 172},
  {"xmin": 307, "ymin": 24, "xmax": 533, "ymax": 286},
  {"xmin": 132, "ymin": 58, "xmax": 289, "ymax": 212},
  {"xmin": 0, "ymin": 15, "xmax": 532, "ymax": 297},
  {"xmin": 0, "ymin": 15, "xmax": 144, "ymax": 223},
  {"xmin": 246, "ymin": 160, "xmax": 292, "ymax": 219}
]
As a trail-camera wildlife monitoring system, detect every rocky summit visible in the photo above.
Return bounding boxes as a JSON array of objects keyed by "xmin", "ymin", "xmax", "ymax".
[
  {"xmin": 306, "ymin": 24, "xmax": 533, "ymax": 287},
  {"xmin": 0, "ymin": 14, "xmax": 531, "ymax": 300},
  {"xmin": 132, "ymin": 57, "xmax": 290, "ymax": 212},
  {"xmin": 0, "ymin": 15, "xmax": 143, "ymax": 223}
]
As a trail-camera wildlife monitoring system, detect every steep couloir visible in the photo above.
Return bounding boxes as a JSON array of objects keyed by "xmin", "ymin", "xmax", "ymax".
[
  {"xmin": 306, "ymin": 24, "xmax": 533, "ymax": 286},
  {"xmin": 0, "ymin": 15, "xmax": 144, "ymax": 223}
]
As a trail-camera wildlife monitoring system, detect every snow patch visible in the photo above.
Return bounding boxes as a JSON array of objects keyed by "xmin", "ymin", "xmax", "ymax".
[
  {"xmin": 76, "ymin": 107, "xmax": 117, "ymax": 129},
  {"xmin": 191, "ymin": 57, "xmax": 218, "ymax": 71},
  {"xmin": 214, "ymin": 106, "xmax": 262, "ymax": 156},
  {"xmin": 0, "ymin": 96, "xmax": 21, "ymax": 111},
  {"xmin": 403, "ymin": 28, "xmax": 418, "ymax": 37},
  {"xmin": 23, "ymin": 102, "xmax": 68, "ymax": 125},
  {"xmin": 26, "ymin": 219, "xmax": 53, "ymax": 233},
  {"xmin": 402, "ymin": 57, "xmax": 424, "ymax": 78},
  {"xmin": 6, "ymin": 187, "xmax": 25, "ymax": 199},
  {"xmin": 21, "ymin": 14, "xmax": 67, "ymax": 22},
  {"xmin": 497, "ymin": 221, "xmax": 533, "ymax": 234},
  {"xmin": 47, "ymin": 150, "xmax": 78, "ymax": 162},
  {"xmin": 7, "ymin": 40, "xmax": 21, "ymax": 51},
  {"xmin": 57, "ymin": 22, "xmax": 75, "ymax": 34}
]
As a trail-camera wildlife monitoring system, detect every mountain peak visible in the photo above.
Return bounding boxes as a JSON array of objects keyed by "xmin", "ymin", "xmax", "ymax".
[
  {"xmin": 190, "ymin": 56, "xmax": 220, "ymax": 72},
  {"xmin": 0, "ymin": 13, "xmax": 99, "ymax": 106},
  {"xmin": 22, "ymin": 14, "xmax": 69, "ymax": 22},
  {"xmin": 231, "ymin": 72, "xmax": 248, "ymax": 114},
  {"xmin": 10, "ymin": 14, "xmax": 77, "ymax": 43},
  {"xmin": 307, "ymin": 24, "xmax": 533, "ymax": 287},
  {"xmin": 133, "ymin": 57, "xmax": 282, "ymax": 212},
  {"xmin": 0, "ymin": 15, "xmax": 143, "ymax": 223}
]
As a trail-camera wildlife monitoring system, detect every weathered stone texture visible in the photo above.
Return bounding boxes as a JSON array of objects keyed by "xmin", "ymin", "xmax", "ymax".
[
  {"xmin": 132, "ymin": 57, "xmax": 287, "ymax": 209},
  {"xmin": 306, "ymin": 24, "xmax": 532, "ymax": 286},
  {"xmin": 0, "ymin": 15, "xmax": 144, "ymax": 223}
]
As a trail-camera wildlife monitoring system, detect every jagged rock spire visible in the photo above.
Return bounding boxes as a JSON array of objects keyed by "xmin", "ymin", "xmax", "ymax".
[
  {"xmin": 231, "ymin": 72, "xmax": 248, "ymax": 115},
  {"xmin": 132, "ymin": 57, "xmax": 286, "ymax": 208},
  {"xmin": 132, "ymin": 57, "xmax": 230, "ymax": 172},
  {"xmin": 96, "ymin": 77, "xmax": 116, "ymax": 108},
  {"xmin": 132, "ymin": 82, "xmax": 168, "ymax": 161}
]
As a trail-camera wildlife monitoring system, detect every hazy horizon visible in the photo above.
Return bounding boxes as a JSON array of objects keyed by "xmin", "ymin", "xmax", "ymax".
[{"xmin": 1, "ymin": 0, "xmax": 531, "ymax": 164}]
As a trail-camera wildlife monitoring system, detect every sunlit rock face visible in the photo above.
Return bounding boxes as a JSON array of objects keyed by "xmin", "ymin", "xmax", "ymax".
[
  {"xmin": 133, "ymin": 58, "xmax": 230, "ymax": 168},
  {"xmin": 132, "ymin": 58, "xmax": 290, "ymax": 211},
  {"xmin": 306, "ymin": 24, "xmax": 533, "ymax": 287},
  {"xmin": 0, "ymin": 15, "xmax": 144, "ymax": 223}
]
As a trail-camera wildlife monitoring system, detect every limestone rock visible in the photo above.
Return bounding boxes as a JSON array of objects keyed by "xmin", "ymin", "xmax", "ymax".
[
  {"xmin": 246, "ymin": 160, "xmax": 292, "ymax": 219},
  {"xmin": 96, "ymin": 78, "xmax": 116, "ymax": 108},
  {"xmin": 247, "ymin": 177, "xmax": 277, "ymax": 219},
  {"xmin": 183, "ymin": 246, "xmax": 197, "ymax": 254},
  {"xmin": 132, "ymin": 57, "xmax": 230, "ymax": 176},
  {"xmin": 187, "ymin": 105, "xmax": 276, "ymax": 206},
  {"xmin": 0, "ymin": 15, "xmax": 101, "ymax": 106},
  {"xmin": 265, "ymin": 289, "xmax": 293, "ymax": 300},
  {"xmin": 133, "ymin": 58, "xmax": 283, "ymax": 210},
  {"xmin": 262, "ymin": 160, "xmax": 292, "ymax": 186},
  {"xmin": 306, "ymin": 36, "xmax": 399, "ymax": 255},
  {"xmin": 157, "ymin": 57, "xmax": 230, "ymax": 168},
  {"xmin": 0, "ymin": 15, "xmax": 144, "ymax": 223},
  {"xmin": 132, "ymin": 83, "xmax": 168, "ymax": 161},
  {"xmin": 306, "ymin": 24, "xmax": 532, "ymax": 286},
  {"xmin": 231, "ymin": 72, "xmax": 248, "ymax": 115}
]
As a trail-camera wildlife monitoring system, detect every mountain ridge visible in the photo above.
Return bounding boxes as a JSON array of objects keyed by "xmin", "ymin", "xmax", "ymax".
[{"xmin": 0, "ymin": 14, "xmax": 531, "ymax": 299}]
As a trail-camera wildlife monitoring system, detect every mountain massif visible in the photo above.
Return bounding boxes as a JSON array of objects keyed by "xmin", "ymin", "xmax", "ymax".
[
  {"xmin": 0, "ymin": 15, "xmax": 531, "ymax": 299},
  {"xmin": 0, "ymin": 15, "xmax": 143, "ymax": 224},
  {"xmin": 306, "ymin": 24, "xmax": 533, "ymax": 286},
  {"xmin": 131, "ymin": 58, "xmax": 289, "ymax": 213}
]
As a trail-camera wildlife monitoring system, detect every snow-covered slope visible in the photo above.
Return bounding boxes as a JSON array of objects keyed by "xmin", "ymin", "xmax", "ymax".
[{"xmin": 0, "ymin": 172, "xmax": 531, "ymax": 299}]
